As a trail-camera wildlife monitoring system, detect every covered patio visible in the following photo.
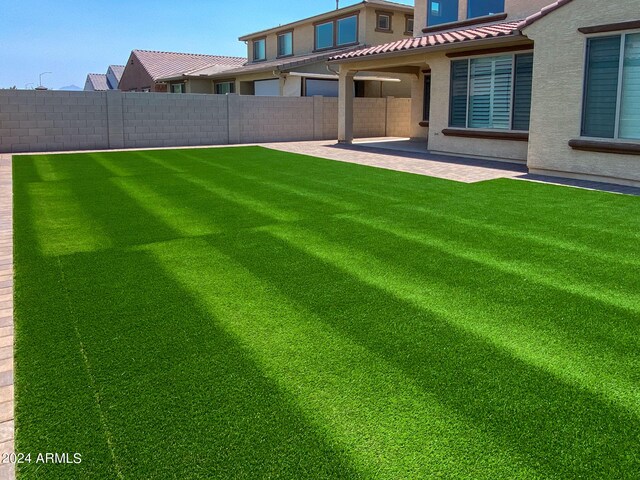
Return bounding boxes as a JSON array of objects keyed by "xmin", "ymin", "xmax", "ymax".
[{"xmin": 330, "ymin": 21, "xmax": 536, "ymax": 165}]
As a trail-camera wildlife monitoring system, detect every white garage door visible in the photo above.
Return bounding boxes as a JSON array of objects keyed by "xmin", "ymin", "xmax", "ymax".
[{"xmin": 254, "ymin": 79, "xmax": 280, "ymax": 96}]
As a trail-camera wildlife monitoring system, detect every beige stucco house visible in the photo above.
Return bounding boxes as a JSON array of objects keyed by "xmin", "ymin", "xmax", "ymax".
[
  {"xmin": 331, "ymin": 0, "xmax": 640, "ymax": 187},
  {"xmin": 160, "ymin": 0, "xmax": 416, "ymax": 98}
]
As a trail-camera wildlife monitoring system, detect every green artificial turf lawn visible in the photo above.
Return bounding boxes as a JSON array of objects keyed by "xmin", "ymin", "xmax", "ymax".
[{"xmin": 12, "ymin": 146, "xmax": 640, "ymax": 479}]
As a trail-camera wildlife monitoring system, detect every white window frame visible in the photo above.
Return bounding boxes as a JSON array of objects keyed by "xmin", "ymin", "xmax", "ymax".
[
  {"xmin": 376, "ymin": 12, "xmax": 392, "ymax": 32},
  {"xmin": 277, "ymin": 31, "xmax": 293, "ymax": 57},
  {"xmin": 253, "ymin": 38, "xmax": 266, "ymax": 62}
]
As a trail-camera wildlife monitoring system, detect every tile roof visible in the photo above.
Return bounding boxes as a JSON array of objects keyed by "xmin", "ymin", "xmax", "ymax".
[
  {"xmin": 330, "ymin": 0, "xmax": 574, "ymax": 61},
  {"xmin": 108, "ymin": 65, "xmax": 125, "ymax": 82},
  {"xmin": 170, "ymin": 47, "xmax": 360, "ymax": 81},
  {"xmin": 330, "ymin": 21, "xmax": 523, "ymax": 60},
  {"xmin": 517, "ymin": 0, "xmax": 574, "ymax": 29},
  {"xmin": 86, "ymin": 73, "xmax": 109, "ymax": 91},
  {"xmin": 132, "ymin": 50, "xmax": 246, "ymax": 81}
]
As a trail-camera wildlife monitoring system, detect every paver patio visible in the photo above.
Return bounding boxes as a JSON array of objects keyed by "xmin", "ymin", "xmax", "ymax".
[{"xmin": 0, "ymin": 153, "xmax": 14, "ymax": 480}]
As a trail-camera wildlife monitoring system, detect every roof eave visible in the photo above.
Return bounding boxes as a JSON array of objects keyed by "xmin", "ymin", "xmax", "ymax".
[{"xmin": 329, "ymin": 33, "xmax": 530, "ymax": 65}]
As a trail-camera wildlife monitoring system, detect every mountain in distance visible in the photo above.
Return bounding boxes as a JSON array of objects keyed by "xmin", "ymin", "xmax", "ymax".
[{"xmin": 58, "ymin": 85, "xmax": 82, "ymax": 91}]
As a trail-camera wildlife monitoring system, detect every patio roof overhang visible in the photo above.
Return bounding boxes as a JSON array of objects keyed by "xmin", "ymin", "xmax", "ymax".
[{"xmin": 329, "ymin": 32, "xmax": 532, "ymax": 69}]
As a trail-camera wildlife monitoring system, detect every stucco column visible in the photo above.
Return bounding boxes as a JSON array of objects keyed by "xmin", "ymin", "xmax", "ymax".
[
  {"xmin": 338, "ymin": 70, "xmax": 355, "ymax": 144},
  {"xmin": 410, "ymin": 72, "xmax": 427, "ymax": 140}
]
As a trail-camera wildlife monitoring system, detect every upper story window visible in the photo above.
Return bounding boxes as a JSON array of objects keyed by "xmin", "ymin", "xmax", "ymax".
[
  {"xmin": 467, "ymin": 0, "xmax": 505, "ymax": 19},
  {"xmin": 405, "ymin": 15, "xmax": 414, "ymax": 35},
  {"xmin": 316, "ymin": 21, "xmax": 334, "ymax": 50},
  {"xmin": 376, "ymin": 11, "xmax": 392, "ymax": 32},
  {"xmin": 428, "ymin": 0, "xmax": 458, "ymax": 27},
  {"xmin": 315, "ymin": 14, "xmax": 358, "ymax": 51},
  {"xmin": 449, "ymin": 53, "xmax": 534, "ymax": 131},
  {"xmin": 582, "ymin": 33, "xmax": 640, "ymax": 140},
  {"xmin": 253, "ymin": 38, "xmax": 266, "ymax": 61},
  {"xmin": 337, "ymin": 15, "xmax": 358, "ymax": 45},
  {"xmin": 277, "ymin": 31, "xmax": 293, "ymax": 57}
]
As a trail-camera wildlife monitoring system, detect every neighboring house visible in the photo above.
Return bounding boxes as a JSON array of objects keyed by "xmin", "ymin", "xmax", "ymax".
[
  {"xmin": 106, "ymin": 65, "xmax": 125, "ymax": 90},
  {"xmin": 118, "ymin": 50, "xmax": 245, "ymax": 93},
  {"xmin": 159, "ymin": 0, "xmax": 416, "ymax": 97},
  {"xmin": 84, "ymin": 74, "xmax": 110, "ymax": 91},
  {"xmin": 330, "ymin": 0, "xmax": 640, "ymax": 186},
  {"xmin": 84, "ymin": 65, "xmax": 125, "ymax": 91}
]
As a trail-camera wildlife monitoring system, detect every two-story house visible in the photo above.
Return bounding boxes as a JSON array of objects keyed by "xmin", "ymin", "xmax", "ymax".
[
  {"xmin": 160, "ymin": 0, "xmax": 415, "ymax": 98},
  {"xmin": 330, "ymin": 0, "xmax": 640, "ymax": 187}
]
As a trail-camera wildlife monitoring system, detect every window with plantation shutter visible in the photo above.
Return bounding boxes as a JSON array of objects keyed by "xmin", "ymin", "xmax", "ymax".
[
  {"xmin": 619, "ymin": 33, "xmax": 640, "ymax": 140},
  {"xmin": 582, "ymin": 32, "xmax": 640, "ymax": 140},
  {"xmin": 512, "ymin": 53, "xmax": 533, "ymax": 131},
  {"xmin": 449, "ymin": 53, "xmax": 532, "ymax": 131},
  {"xmin": 449, "ymin": 60, "xmax": 468, "ymax": 127},
  {"xmin": 582, "ymin": 37, "xmax": 620, "ymax": 138},
  {"xmin": 468, "ymin": 55, "xmax": 512, "ymax": 129}
]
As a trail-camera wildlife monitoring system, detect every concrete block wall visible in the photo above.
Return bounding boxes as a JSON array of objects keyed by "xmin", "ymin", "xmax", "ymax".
[
  {"xmin": 0, "ymin": 90, "xmax": 412, "ymax": 153},
  {"xmin": 122, "ymin": 93, "xmax": 228, "ymax": 149},
  {"xmin": 0, "ymin": 90, "xmax": 109, "ymax": 153},
  {"xmin": 353, "ymin": 98, "xmax": 387, "ymax": 138},
  {"xmin": 322, "ymin": 98, "xmax": 340, "ymax": 140},
  {"xmin": 386, "ymin": 98, "xmax": 412, "ymax": 138},
  {"xmin": 238, "ymin": 96, "xmax": 315, "ymax": 143}
]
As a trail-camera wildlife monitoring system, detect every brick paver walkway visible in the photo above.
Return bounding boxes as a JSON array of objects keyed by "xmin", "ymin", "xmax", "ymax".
[
  {"xmin": 263, "ymin": 140, "xmax": 527, "ymax": 183},
  {"xmin": 0, "ymin": 154, "xmax": 14, "ymax": 480}
]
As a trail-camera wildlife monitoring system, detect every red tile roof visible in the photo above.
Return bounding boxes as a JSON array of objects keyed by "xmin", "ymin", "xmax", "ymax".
[
  {"xmin": 131, "ymin": 50, "xmax": 246, "ymax": 81},
  {"xmin": 330, "ymin": 0, "xmax": 574, "ymax": 61},
  {"xmin": 330, "ymin": 21, "xmax": 523, "ymax": 60}
]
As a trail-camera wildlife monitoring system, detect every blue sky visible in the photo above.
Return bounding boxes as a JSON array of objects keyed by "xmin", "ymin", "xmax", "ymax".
[{"xmin": 0, "ymin": 0, "xmax": 413, "ymax": 89}]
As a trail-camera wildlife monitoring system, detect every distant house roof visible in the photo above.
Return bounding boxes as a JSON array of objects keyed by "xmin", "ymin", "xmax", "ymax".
[
  {"xmin": 162, "ymin": 47, "xmax": 359, "ymax": 81},
  {"xmin": 108, "ymin": 65, "xmax": 125, "ymax": 82},
  {"xmin": 329, "ymin": 0, "xmax": 573, "ymax": 62},
  {"xmin": 106, "ymin": 65, "xmax": 125, "ymax": 89},
  {"xmin": 130, "ymin": 50, "xmax": 246, "ymax": 82},
  {"xmin": 85, "ymin": 73, "xmax": 110, "ymax": 91},
  {"xmin": 239, "ymin": 0, "xmax": 413, "ymax": 41}
]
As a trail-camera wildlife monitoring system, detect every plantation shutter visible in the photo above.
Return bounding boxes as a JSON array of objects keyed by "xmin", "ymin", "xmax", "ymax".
[
  {"xmin": 582, "ymin": 36, "xmax": 621, "ymax": 138},
  {"xmin": 449, "ymin": 60, "xmax": 469, "ymax": 127},
  {"xmin": 619, "ymin": 33, "xmax": 640, "ymax": 140},
  {"xmin": 512, "ymin": 53, "xmax": 533, "ymax": 131},
  {"xmin": 468, "ymin": 55, "xmax": 512, "ymax": 129}
]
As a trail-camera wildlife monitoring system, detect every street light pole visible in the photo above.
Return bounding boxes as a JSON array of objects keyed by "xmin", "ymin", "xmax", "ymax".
[{"xmin": 38, "ymin": 72, "xmax": 52, "ymax": 88}]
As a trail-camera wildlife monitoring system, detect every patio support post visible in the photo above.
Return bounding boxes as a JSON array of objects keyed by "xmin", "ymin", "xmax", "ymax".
[
  {"xmin": 338, "ymin": 69, "xmax": 355, "ymax": 144},
  {"xmin": 410, "ymin": 72, "xmax": 427, "ymax": 140}
]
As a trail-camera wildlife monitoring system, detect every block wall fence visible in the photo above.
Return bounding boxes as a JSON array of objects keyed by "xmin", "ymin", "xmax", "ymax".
[{"xmin": 0, "ymin": 90, "xmax": 412, "ymax": 153}]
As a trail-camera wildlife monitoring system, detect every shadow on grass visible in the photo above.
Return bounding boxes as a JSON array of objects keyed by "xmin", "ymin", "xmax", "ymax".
[
  {"xmin": 206, "ymin": 228, "xmax": 640, "ymax": 479},
  {"xmin": 52, "ymin": 247, "xmax": 363, "ymax": 479}
]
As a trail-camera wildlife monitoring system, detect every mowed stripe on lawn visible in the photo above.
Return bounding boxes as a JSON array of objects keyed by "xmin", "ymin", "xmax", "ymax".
[{"xmin": 12, "ymin": 146, "xmax": 640, "ymax": 479}]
